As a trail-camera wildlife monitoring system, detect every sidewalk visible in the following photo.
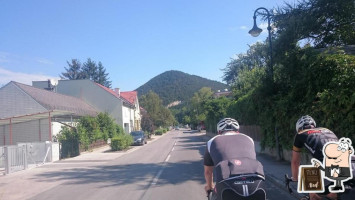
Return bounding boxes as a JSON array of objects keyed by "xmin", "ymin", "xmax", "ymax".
[
  {"xmin": 0, "ymin": 132, "xmax": 170, "ymax": 200},
  {"xmin": 256, "ymin": 153, "xmax": 302, "ymax": 199}
]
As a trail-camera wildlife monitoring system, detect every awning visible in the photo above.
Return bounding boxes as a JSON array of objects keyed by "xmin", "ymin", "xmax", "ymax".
[{"xmin": 0, "ymin": 110, "xmax": 74, "ymax": 126}]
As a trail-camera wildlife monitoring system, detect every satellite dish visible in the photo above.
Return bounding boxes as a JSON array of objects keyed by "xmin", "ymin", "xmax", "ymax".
[{"xmin": 50, "ymin": 79, "xmax": 58, "ymax": 86}]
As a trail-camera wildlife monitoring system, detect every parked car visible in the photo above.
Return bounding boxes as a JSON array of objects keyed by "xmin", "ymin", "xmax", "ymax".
[{"xmin": 130, "ymin": 131, "xmax": 147, "ymax": 145}]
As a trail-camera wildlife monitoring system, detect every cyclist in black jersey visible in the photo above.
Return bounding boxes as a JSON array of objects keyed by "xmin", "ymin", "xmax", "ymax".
[
  {"xmin": 204, "ymin": 118, "xmax": 265, "ymax": 200},
  {"xmin": 291, "ymin": 115, "xmax": 338, "ymax": 200}
]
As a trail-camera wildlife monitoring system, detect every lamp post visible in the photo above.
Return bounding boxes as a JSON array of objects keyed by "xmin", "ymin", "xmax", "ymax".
[
  {"xmin": 249, "ymin": 7, "xmax": 282, "ymax": 160},
  {"xmin": 248, "ymin": 7, "xmax": 273, "ymax": 80}
]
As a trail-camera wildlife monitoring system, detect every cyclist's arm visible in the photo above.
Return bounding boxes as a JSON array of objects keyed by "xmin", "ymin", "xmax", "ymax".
[
  {"xmin": 203, "ymin": 147, "xmax": 214, "ymax": 191},
  {"xmin": 204, "ymin": 165, "xmax": 214, "ymax": 191},
  {"xmin": 291, "ymin": 133, "xmax": 304, "ymax": 181},
  {"xmin": 291, "ymin": 150, "xmax": 301, "ymax": 181}
]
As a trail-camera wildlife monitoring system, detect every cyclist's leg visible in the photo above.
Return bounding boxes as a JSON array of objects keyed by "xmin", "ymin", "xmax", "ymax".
[
  {"xmin": 309, "ymin": 193, "xmax": 322, "ymax": 200},
  {"xmin": 325, "ymin": 193, "xmax": 337, "ymax": 200}
]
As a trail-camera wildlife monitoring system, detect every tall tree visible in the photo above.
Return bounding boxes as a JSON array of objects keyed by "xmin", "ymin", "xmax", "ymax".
[
  {"xmin": 273, "ymin": 0, "xmax": 355, "ymax": 51},
  {"xmin": 141, "ymin": 110, "xmax": 155, "ymax": 134},
  {"xmin": 189, "ymin": 87, "xmax": 214, "ymax": 126},
  {"xmin": 61, "ymin": 58, "xmax": 112, "ymax": 88},
  {"xmin": 82, "ymin": 58, "xmax": 98, "ymax": 81},
  {"xmin": 139, "ymin": 91, "xmax": 175, "ymax": 127},
  {"xmin": 60, "ymin": 59, "xmax": 85, "ymax": 80},
  {"xmin": 222, "ymin": 43, "xmax": 268, "ymax": 85},
  {"xmin": 97, "ymin": 62, "xmax": 112, "ymax": 88}
]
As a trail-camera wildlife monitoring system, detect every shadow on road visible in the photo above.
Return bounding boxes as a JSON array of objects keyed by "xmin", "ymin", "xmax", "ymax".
[
  {"xmin": 32, "ymin": 161, "xmax": 205, "ymax": 190},
  {"xmin": 31, "ymin": 133, "xmax": 207, "ymax": 189}
]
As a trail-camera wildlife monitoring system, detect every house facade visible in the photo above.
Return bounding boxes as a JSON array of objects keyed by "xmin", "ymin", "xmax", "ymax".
[
  {"xmin": 120, "ymin": 91, "xmax": 141, "ymax": 131},
  {"xmin": 32, "ymin": 79, "xmax": 140, "ymax": 133},
  {"xmin": 0, "ymin": 81, "xmax": 97, "ymax": 145}
]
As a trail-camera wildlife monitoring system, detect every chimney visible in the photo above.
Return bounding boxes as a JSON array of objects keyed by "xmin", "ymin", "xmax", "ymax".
[{"xmin": 114, "ymin": 88, "xmax": 120, "ymax": 97}]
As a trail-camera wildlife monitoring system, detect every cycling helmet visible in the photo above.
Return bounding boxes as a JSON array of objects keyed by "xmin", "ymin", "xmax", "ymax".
[
  {"xmin": 217, "ymin": 118, "xmax": 240, "ymax": 133},
  {"xmin": 296, "ymin": 115, "xmax": 316, "ymax": 132}
]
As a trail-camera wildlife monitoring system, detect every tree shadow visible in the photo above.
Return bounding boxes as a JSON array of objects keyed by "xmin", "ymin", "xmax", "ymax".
[
  {"xmin": 32, "ymin": 133, "xmax": 208, "ymax": 190},
  {"xmin": 32, "ymin": 160, "xmax": 205, "ymax": 190}
]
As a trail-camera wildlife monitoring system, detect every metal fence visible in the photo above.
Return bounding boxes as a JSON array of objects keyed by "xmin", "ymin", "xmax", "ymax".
[{"xmin": 0, "ymin": 141, "xmax": 59, "ymax": 175}]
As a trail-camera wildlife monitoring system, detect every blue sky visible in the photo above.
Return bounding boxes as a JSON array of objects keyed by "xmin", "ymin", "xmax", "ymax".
[{"xmin": 0, "ymin": 0, "xmax": 295, "ymax": 91}]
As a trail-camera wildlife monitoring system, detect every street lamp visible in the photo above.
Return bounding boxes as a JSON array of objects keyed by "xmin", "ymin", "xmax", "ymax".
[
  {"xmin": 249, "ymin": 7, "xmax": 273, "ymax": 80},
  {"xmin": 249, "ymin": 7, "xmax": 281, "ymax": 160}
]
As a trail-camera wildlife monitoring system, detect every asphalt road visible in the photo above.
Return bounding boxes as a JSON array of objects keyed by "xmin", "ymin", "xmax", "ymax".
[{"xmin": 2, "ymin": 129, "xmax": 296, "ymax": 200}]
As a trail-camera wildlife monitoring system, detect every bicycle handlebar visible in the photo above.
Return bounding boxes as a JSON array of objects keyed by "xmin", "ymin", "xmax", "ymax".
[
  {"xmin": 206, "ymin": 189, "xmax": 212, "ymax": 199},
  {"xmin": 285, "ymin": 174, "xmax": 295, "ymax": 194}
]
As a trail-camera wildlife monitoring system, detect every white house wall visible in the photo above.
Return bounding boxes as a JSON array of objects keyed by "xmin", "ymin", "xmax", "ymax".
[
  {"xmin": 134, "ymin": 98, "xmax": 141, "ymax": 130},
  {"xmin": 52, "ymin": 122, "xmax": 62, "ymax": 138},
  {"xmin": 122, "ymin": 106, "xmax": 133, "ymax": 133}
]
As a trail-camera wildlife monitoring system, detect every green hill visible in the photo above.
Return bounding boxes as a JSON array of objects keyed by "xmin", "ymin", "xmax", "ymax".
[{"xmin": 136, "ymin": 70, "xmax": 228, "ymax": 106}]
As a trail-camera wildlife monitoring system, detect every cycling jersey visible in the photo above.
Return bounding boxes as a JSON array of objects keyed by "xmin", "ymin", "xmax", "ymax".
[
  {"xmin": 204, "ymin": 132, "xmax": 264, "ymax": 182},
  {"xmin": 293, "ymin": 127, "xmax": 338, "ymax": 161}
]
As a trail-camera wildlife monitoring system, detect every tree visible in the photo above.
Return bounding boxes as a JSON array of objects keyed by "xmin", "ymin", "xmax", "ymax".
[
  {"xmin": 141, "ymin": 110, "xmax": 155, "ymax": 134},
  {"xmin": 139, "ymin": 91, "xmax": 175, "ymax": 127},
  {"xmin": 188, "ymin": 87, "xmax": 214, "ymax": 127},
  {"xmin": 217, "ymin": 0, "xmax": 355, "ymax": 150},
  {"xmin": 222, "ymin": 42, "xmax": 268, "ymax": 85},
  {"xmin": 60, "ymin": 59, "xmax": 85, "ymax": 80},
  {"xmin": 273, "ymin": 0, "xmax": 355, "ymax": 51},
  {"xmin": 97, "ymin": 62, "xmax": 112, "ymax": 88},
  {"xmin": 82, "ymin": 58, "xmax": 98, "ymax": 81},
  {"xmin": 61, "ymin": 58, "xmax": 112, "ymax": 88},
  {"xmin": 204, "ymin": 97, "xmax": 231, "ymax": 134}
]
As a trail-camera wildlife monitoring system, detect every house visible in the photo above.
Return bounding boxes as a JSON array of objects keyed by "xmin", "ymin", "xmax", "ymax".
[
  {"xmin": 120, "ymin": 91, "xmax": 141, "ymax": 131},
  {"xmin": 213, "ymin": 89, "xmax": 232, "ymax": 98},
  {"xmin": 0, "ymin": 81, "xmax": 97, "ymax": 145},
  {"xmin": 32, "ymin": 79, "xmax": 140, "ymax": 133}
]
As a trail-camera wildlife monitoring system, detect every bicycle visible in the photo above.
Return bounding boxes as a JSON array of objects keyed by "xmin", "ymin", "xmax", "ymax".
[
  {"xmin": 206, "ymin": 174, "xmax": 266, "ymax": 200},
  {"xmin": 284, "ymin": 174, "xmax": 310, "ymax": 200},
  {"xmin": 283, "ymin": 174, "xmax": 355, "ymax": 200},
  {"xmin": 207, "ymin": 189, "xmax": 214, "ymax": 200}
]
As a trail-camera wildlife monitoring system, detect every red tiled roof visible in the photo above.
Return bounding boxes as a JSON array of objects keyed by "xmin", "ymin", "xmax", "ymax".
[
  {"xmin": 94, "ymin": 83, "xmax": 134, "ymax": 107},
  {"xmin": 94, "ymin": 83, "xmax": 121, "ymax": 99},
  {"xmin": 120, "ymin": 91, "xmax": 137, "ymax": 105}
]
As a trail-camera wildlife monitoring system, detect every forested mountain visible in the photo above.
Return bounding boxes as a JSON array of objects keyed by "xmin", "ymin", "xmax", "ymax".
[{"xmin": 136, "ymin": 70, "xmax": 228, "ymax": 106}]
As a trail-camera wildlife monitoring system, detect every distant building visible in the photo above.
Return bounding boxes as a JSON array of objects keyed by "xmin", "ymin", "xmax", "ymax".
[
  {"xmin": 167, "ymin": 101, "xmax": 182, "ymax": 108},
  {"xmin": 213, "ymin": 88, "xmax": 232, "ymax": 98}
]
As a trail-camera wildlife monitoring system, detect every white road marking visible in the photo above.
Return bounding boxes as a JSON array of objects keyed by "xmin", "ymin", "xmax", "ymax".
[
  {"xmin": 141, "ymin": 136, "xmax": 179, "ymax": 200},
  {"xmin": 151, "ymin": 169, "xmax": 164, "ymax": 185},
  {"xmin": 165, "ymin": 154, "xmax": 171, "ymax": 162}
]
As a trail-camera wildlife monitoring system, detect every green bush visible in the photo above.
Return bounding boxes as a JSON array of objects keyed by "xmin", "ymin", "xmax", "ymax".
[
  {"xmin": 110, "ymin": 134, "xmax": 133, "ymax": 151},
  {"xmin": 155, "ymin": 129, "xmax": 163, "ymax": 135},
  {"xmin": 57, "ymin": 126, "xmax": 80, "ymax": 158}
]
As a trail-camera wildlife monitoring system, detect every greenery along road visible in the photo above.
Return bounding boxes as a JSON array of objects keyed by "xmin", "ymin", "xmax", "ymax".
[{"xmin": 139, "ymin": 0, "xmax": 355, "ymax": 152}]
